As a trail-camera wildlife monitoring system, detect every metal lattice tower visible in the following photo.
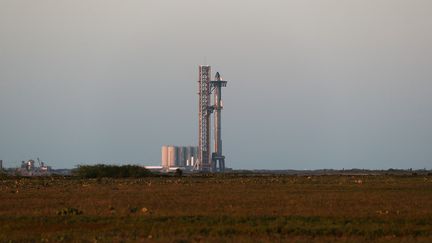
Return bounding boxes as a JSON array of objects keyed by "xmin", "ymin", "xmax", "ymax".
[{"xmin": 197, "ymin": 65, "xmax": 212, "ymax": 171}]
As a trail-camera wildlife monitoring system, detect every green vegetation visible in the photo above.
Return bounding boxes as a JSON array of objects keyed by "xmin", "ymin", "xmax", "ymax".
[
  {"xmin": 56, "ymin": 207, "xmax": 83, "ymax": 216},
  {"xmin": 175, "ymin": 168, "xmax": 183, "ymax": 177},
  {"xmin": 0, "ymin": 171, "xmax": 10, "ymax": 180},
  {"xmin": 0, "ymin": 174, "xmax": 431, "ymax": 242},
  {"xmin": 72, "ymin": 164, "xmax": 152, "ymax": 178}
]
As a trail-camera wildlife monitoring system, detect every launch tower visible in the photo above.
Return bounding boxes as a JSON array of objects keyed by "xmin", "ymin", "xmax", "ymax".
[
  {"xmin": 197, "ymin": 65, "xmax": 228, "ymax": 172},
  {"xmin": 197, "ymin": 65, "xmax": 212, "ymax": 171}
]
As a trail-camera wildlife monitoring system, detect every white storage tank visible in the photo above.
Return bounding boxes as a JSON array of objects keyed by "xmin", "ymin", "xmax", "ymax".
[
  {"xmin": 186, "ymin": 146, "xmax": 194, "ymax": 165},
  {"xmin": 168, "ymin": 145, "xmax": 178, "ymax": 167},
  {"xmin": 161, "ymin": 145, "xmax": 169, "ymax": 168},
  {"xmin": 168, "ymin": 145, "xmax": 176, "ymax": 167}
]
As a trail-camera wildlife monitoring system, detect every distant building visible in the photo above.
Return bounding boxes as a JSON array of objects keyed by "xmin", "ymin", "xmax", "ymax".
[
  {"xmin": 17, "ymin": 159, "xmax": 52, "ymax": 176},
  {"xmin": 161, "ymin": 145, "xmax": 198, "ymax": 169}
]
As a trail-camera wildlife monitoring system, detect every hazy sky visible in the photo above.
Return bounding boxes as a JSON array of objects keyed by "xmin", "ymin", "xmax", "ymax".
[{"xmin": 1, "ymin": 0, "xmax": 431, "ymax": 169}]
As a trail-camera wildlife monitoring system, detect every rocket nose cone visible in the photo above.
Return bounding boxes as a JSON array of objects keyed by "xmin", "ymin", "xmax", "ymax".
[{"xmin": 215, "ymin": 72, "xmax": 220, "ymax": 80}]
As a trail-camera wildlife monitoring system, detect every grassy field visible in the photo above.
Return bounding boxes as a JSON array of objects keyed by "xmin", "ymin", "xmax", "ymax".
[{"xmin": 0, "ymin": 174, "xmax": 431, "ymax": 242}]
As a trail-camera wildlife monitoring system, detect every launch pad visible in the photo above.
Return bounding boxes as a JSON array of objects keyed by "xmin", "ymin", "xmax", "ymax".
[
  {"xmin": 196, "ymin": 66, "xmax": 228, "ymax": 172},
  {"xmin": 161, "ymin": 65, "xmax": 228, "ymax": 173}
]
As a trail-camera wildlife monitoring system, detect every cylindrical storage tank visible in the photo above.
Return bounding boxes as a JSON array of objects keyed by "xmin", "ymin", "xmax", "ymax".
[
  {"xmin": 190, "ymin": 146, "xmax": 197, "ymax": 163},
  {"xmin": 186, "ymin": 146, "xmax": 193, "ymax": 164},
  {"xmin": 180, "ymin": 147, "xmax": 187, "ymax": 167},
  {"xmin": 161, "ymin": 145, "xmax": 169, "ymax": 168},
  {"xmin": 168, "ymin": 145, "xmax": 176, "ymax": 167},
  {"xmin": 174, "ymin": 146, "xmax": 181, "ymax": 166},
  {"xmin": 177, "ymin": 146, "xmax": 182, "ymax": 167}
]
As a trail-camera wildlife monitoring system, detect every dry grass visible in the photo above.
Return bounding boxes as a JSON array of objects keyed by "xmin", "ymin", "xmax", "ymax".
[{"xmin": 0, "ymin": 174, "xmax": 431, "ymax": 242}]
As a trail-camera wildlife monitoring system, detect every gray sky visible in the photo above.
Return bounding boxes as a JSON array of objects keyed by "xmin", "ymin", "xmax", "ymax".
[{"xmin": 1, "ymin": 0, "xmax": 431, "ymax": 169}]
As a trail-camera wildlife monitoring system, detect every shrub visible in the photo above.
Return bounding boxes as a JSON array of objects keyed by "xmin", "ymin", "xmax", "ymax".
[
  {"xmin": 72, "ymin": 164, "xmax": 152, "ymax": 178},
  {"xmin": 175, "ymin": 168, "xmax": 183, "ymax": 177},
  {"xmin": 57, "ymin": 207, "xmax": 83, "ymax": 216},
  {"xmin": 0, "ymin": 171, "xmax": 9, "ymax": 179}
]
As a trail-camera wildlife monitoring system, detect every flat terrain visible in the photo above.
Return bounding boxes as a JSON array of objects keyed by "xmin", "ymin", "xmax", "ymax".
[{"xmin": 0, "ymin": 174, "xmax": 431, "ymax": 242}]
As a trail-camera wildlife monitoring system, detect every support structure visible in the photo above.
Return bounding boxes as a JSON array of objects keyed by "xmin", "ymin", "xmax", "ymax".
[
  {"xmin": 197, "ymin": 65, "xmax": 212, "ymax": 171},
  {"xmin": 196, "ymin": 65, "xmax": 228, "ymax": 172}
]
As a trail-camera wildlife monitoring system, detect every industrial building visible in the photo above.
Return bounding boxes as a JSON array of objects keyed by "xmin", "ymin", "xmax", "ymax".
[
  {"xmin": 161, "ymin": 65, "xmax": 228, "ymax": 172},
  {"xmin": 13, "ymin": 158, "xmax": 52, "ymax": 176},
  {"xmin": 161, "ymin": 145, "xmax": 198, "ymax": 169}
]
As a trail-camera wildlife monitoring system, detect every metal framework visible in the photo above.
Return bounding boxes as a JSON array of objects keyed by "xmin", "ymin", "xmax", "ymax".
[
  {"xmin": 196, "ymin": 66, "xmax": 228, "ymax": 172},
  {"xmin": 197, "ymin": 65, "xmax": 212, "ymax": 171}
]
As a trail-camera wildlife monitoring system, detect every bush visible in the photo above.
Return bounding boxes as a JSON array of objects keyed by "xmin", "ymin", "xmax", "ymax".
[
  {"xmin": 57, "ymin": 207, "xmax": 83, "ymax": 216},
  {"xmin": 0, "ymin": 173, "xmax": 9, "ymax": 180},
  {"xmin": 72, "ymin": 164, "xmax": 152, "ymax": 178},
  {"xmin": 175, "ymin": 168, "xmax": 183, "ymax": 177}
]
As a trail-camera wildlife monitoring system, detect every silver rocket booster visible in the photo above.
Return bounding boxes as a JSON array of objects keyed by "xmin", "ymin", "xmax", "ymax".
[
  {"xmin": 211, "ymin": 72, "xmax": 227, "ymax": 172},
  {"xmin": 214, "ymin": 72, "xmax": 222, "ymax": 157}
]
